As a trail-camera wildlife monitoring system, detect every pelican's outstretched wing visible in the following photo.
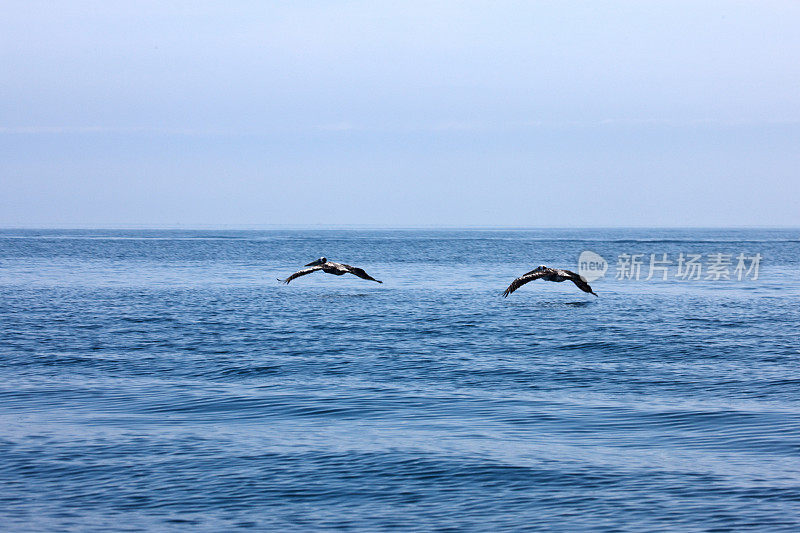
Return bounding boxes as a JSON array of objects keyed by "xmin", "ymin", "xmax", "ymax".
[
  {"xmin": 502, "ymin": 269, "xmax": 549, "ymax": 297},
  {"xmin": 278, "ymin": 265, "xmax": 322, "ymax": 284},
  {"xmin": 342, "ymin": 264, "xmax": 382, "ymax": 283},
  {"xmin": 563, "ymin": 270, "xmax": 598, "ymax": 296}
]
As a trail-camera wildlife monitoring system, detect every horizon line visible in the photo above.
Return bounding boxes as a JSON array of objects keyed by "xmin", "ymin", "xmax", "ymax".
[{"xmin": 2, "ymin": 224, "xmax": 798, "ymax": 231}]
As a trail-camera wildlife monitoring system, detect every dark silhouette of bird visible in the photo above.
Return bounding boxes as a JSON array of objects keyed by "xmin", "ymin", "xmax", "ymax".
[
  {"xmin": 503, "ymin": 265, "xmax": 597, "ymax": 297},
  {"xmin": 279, "ymin": 257, "xmax": 382, "ymax": 284}
]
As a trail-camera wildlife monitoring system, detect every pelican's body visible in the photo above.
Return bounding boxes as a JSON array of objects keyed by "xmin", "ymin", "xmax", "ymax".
[
  {"xmin": 279, "ymin": 257, "xmax": 382, "ymax": 284},
  {"xmin": 503, "ymin": 265, "xmax": 597, "ymax": 297}
]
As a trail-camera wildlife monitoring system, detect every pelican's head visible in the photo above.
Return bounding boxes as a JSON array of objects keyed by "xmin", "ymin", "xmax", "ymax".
[
  {"xmin": 535, "ymin": 264, "xmax": 547, "ymax": 271},
  {"xmin": 305, "ymin": 257, "xmax": 327, "ymax": 267}
]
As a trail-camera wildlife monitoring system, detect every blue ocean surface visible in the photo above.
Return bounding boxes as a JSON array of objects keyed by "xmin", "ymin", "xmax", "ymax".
[{"xmin": 1, "ymin": 228, "xmax": 799, "ymax": 531}]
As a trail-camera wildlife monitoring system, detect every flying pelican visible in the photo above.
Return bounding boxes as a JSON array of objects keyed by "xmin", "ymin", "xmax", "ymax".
[
  {"xmin": 279, "ymin": 257, "xmax": 382, "ymax": 284},
  {"xmin": 503, "ymin": 265, "xmax": 597, "ymax": 297}
]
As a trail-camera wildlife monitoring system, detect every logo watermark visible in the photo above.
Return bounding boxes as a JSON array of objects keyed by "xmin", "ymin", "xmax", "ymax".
[
  {"xmin": 578, "ymin": 251, "xmax": 761, "ymax": 281},
  {"xmin": 578, "ymin": 250, "xmax": 608, "ymax": 282}
]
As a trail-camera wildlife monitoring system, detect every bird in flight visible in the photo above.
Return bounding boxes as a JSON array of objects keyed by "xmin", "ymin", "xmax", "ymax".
[
  {"xmin": 279, "ymin": 257, "xmax": 382, "ymax": 284},
  {"xmin": 503, "ymin": 265, "xmax": 597, "ymax": 297}
]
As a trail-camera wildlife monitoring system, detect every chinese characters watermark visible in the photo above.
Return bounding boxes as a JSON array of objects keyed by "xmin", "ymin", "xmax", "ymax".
[{"xmin": 579, "ymin": 251, "xmax": 761, "ymax": 282}]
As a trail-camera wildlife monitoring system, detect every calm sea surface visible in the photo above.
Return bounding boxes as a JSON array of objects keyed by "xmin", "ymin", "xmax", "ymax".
[{"xmin": 1, "ymin": 228, "xmax": 799, "ymax": 531}]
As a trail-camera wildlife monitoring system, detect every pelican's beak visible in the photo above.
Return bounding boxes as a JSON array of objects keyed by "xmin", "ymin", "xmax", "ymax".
[{"xmin": 305, "ymin": 259, "xmax": 322, "ymax": 266}]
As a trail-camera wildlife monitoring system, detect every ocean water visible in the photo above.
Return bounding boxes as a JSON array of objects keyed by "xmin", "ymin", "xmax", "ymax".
[{"xmin": 1, "ymin": 228, "xmax": 799, "ymax": 531}]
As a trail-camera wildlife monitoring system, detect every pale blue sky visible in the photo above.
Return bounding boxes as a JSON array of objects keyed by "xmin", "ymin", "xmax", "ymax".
[{"xmin": 1, "ymin": 1, "xmax": 799, "ymax": 227}]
